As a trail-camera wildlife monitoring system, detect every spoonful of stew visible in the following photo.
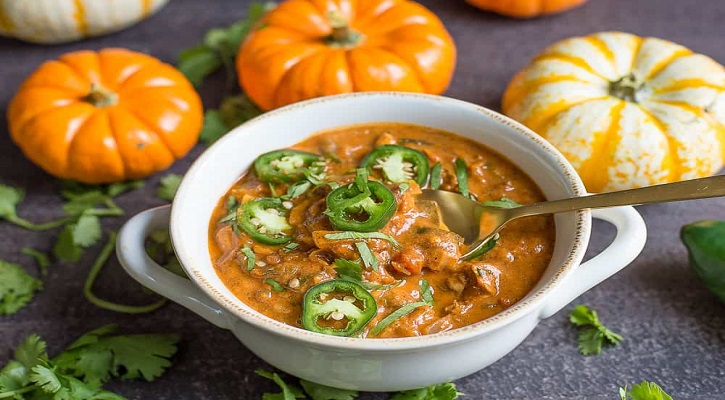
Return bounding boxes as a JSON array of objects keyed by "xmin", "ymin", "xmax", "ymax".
[{"xmin": 419, "ymin": 175, "xmax": 725, "ymax": 261}]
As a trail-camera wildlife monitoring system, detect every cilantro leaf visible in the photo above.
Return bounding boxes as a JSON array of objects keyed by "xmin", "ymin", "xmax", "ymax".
[
  {"xmin": 390, "ymin": 382, "xmax": 464, "ymax": 400},
  {"xmin": 334, "ymin": 259, "xmax": 363, "ymax": 282},
  {"xmin": 576, "ymin": 327, "xmax": 603, "ymax": 356},
  {"xmin": 106, "ymin": 180, "xmax": 145, "ymax": 197},
  {"xmin": 62, "ymin": 191, "xmax": 108, "ymax": 217},
  {"xmin": 30, "ymin": 365, "xmax": 62, "ymax": 394},
  {"xmin": 569, "ymin": 305, "xmax": 623, "ymax": 356},
  {"xmin": 0, "ymin": 260, "xmax": 42, "ymax": 315},
  {"xmin": 53, "ymin": 225, "xmax": 84, "ymax": 262},
  {"xmin": 0, "ymin": 183, "xmax": 23, "ymax": 219},
  {"xmin": 0, "ymin": 360, "xmax": 30, "ymax": 392},
  {"xmin": 72, "ymin": 214, "xmax": 102, "ymax": 248},
  {"xmin": 256, "ymin": 370, "xmax": 305, "ymax": 400},
  {"xmin": 240, "ymin": 245, "xmax": 256, "ymax": 271},
  {"xmin": 199, "ymin": 109, "xmax": 229, "ymax": 145},
  {"xmin": 177, "ymin": 45, "xmax": 222, "ymax": 87},
  {"xmin": 623, "ymin": 381, "xmax": 673, "ymax": 400},
  {"xmin": 15, "ymin": 334, "xmax": 49, "ymax": 368},
  {"xmin": 569, "ymin": 304, "xmax": 597, "ymax": 326},
  {"xmin": 22, "ymin": 247, "xmax": 51, "ymax": 276},
  {"xmin": 157, "ymin": 174, "xmax": 183, "ymax": 202},
  {"xmin": 300, "ymin": 379, "xmax": 358, "ymax": 400}
]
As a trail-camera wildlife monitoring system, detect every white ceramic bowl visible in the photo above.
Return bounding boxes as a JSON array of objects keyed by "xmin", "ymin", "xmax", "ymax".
[{"xmin": 117, "ymin": 92, "xmax": 647, "ymax": 392}]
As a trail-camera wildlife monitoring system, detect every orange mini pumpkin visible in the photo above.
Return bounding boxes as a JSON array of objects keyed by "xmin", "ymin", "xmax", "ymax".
[
  {"xmin": 237, "ymin": 0, "xmax": 457, "ymax": 111},
  {"xmin": 465, "ymin": 0, "xmax": 587, "ymax": 18},
  {"xmin": 8, "ymin": 48, "xmax": 203, "ymax": 184}
]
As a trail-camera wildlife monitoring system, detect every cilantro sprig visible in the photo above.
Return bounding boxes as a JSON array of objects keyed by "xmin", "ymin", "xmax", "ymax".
[
  {"xmin": 176, "ymin": 2, "xmax": 275, "ymax": 145},
  {"xmin": 156, "ymin": 174, "xmax": 183, "ymax": 202},
  {"xmin": 569, "ymin": 305, "xmax": 623, "ymax": 355},
  {"xmin": 0, "ymin": 325, "xmax": 180, "ymax": 399},
  {"xmin": 620, "ymin": 381, "xmax": 673, "ymax": 400}
]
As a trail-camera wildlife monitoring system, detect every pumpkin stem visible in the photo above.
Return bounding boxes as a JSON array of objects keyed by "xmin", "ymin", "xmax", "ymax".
[
  {"xmin": 609, "ymin": 74, "xmax": 647, "ymax": 103},
  {"xmin": 84, "ymin": 83, "xmax": 118, "ymax": 108},
  {"xmin": 326, "ymin": 11, "xmax": 363, "ymax": 48}
]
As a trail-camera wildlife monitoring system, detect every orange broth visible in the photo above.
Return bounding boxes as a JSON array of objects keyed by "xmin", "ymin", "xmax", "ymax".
[{"xmin": 208, "ymin": 123, "xmax": 554, "ymax": 338}]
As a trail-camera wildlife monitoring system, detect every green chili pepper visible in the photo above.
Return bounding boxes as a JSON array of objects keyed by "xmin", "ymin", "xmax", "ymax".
[
  {"xmin": 238, "ymin": 198, "xmax": 292, "ymax": 245},
  {"xmin": 302, "ymin": 279, "xmax": 377, "ymax": 337},
  {"xmin": 254, "ymin": 149, "xmax": 324, "ymax": 183},
  {"xmin": 325, "ymin": 181, "xmax": 396, "ymax": 232},
  {"xmin": 361, "ymin": 145, "xmax": 430, "ymax": 186},
  {"xmin": 681, "ymin": 220, "xmax": 725, "ymax": 303}
]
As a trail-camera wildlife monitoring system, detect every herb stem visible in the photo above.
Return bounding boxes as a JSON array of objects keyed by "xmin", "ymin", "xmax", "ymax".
[
  {"xmin": 0, "ymin": 385, "xmax": 35, "ymax": 398},
  {"xmin": 5, "ymin": 215, "xmax": 71, "ymax": 231},
  {"xmin": 83, "ymin": 232, "xmax": 167, "ymax": 314}
]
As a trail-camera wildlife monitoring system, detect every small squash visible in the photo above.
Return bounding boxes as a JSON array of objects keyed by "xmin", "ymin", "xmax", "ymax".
[
  {"xmin": 8, "ymin": 48, "xmax": 203, "ymax": 184},
  {"xmin": 465, "ymin": 0, "xmax": 586, "ymax": 18},
  {"xmin": 0, "ymin": 0, "xmax": 169, "ymax": 44},
  {"xmin": 237, "ymin": 0, "xmax": 457, "ymax": 111},
  {"xmin": 503, "ymin": 31, "xmax": 725, "ymax": 192}
]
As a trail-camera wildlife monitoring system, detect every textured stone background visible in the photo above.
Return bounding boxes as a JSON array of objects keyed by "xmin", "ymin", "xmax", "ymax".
[{"xmin": 0, "ymin": 0, "xmax": 723, "ymax": 399}]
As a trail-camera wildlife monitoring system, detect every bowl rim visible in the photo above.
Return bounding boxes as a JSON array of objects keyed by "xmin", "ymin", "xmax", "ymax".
[{"xmin": 171, "ymin": 91, "xmax": 591, "ymax": 351}]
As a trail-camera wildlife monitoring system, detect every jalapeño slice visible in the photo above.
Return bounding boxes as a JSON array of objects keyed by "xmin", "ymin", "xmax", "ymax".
[
  {"xmin": 325, "ymin": 181, "xmax": 396, "ymax": 232},
  {"xmin": 302, "ymin": 279, "xmax": 377, "ymax": 337},
  {"xmin": 254, "ymin": 149, "xmax": 324, "ymax": 183},
  {"xmin": 238, "ymin": 198, "xmax": 292, "ymax": 245},
  {"xmin": 361, "ymin": 144, "xmax": 430, "ymax": 186}
]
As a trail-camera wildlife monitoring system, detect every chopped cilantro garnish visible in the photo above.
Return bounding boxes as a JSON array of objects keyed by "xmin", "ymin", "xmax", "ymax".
[
  {"xmin": 481, "ymin": 197, "xmax": 521, "ymax": 208},
  {"xmin": 241, "ymin": 245, "xmax": 256, "ymax": 271},
  {"xmin": 324, "ymin": 231, "xmax": 401, "ymax": 248},
  {"xmin": 354, "ymin": 242, "xmax": 379, "ymax": 272},
  {"xmin": 453, "ymin": 158, "xmax": 470, "ymax": 199},
  {"xmin": 370, "ymin": 280, "xmax": 433, "ymax": 337},
  {"xmin": 266, "ymin": 278, "xmax": 286, "ymax": 292},
  {"xmin": 429, "ymin": 162, "xmax": 442, "ymax": 190}
]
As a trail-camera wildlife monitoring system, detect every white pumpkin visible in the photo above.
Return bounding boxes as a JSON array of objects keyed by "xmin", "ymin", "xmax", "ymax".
[
  {"xmin": 0, "ymin": 0, "xmax": 169, "ymax": 44},
  {"xmin": 503, "ymin": 31, "xmax": 725, "ymax": 192}
]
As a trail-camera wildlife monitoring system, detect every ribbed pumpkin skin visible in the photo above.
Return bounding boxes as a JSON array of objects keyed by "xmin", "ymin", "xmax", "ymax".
[
  {"xmin": 237, "ymin": 0, "xmax": 457, "ymax": 111},
  {"xmin": 8, "ymin": 48, "xmax": 203, "ymax": 184},
  {"xmin": 465, "ymin": 0, "xmax": 586, "ymax": 18},
  {"xmin": 503, "ymin": 31, "xmax": 725, "ymax": 192},
  {"xmin": 0, "ymin": 0, "xmax": 169, "ymax": 44}
]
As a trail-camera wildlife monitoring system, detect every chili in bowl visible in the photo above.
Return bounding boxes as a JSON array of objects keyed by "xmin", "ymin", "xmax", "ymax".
[{"xmin": 117, "ymin": 92, "xmax": 647, "ymax": 391}]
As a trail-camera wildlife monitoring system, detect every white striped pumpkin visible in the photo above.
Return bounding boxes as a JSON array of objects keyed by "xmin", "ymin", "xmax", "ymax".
[
  {"xmin": 0, "ymin": 0, "xmax": 169, "ymax": 44},
  {"xmin": 503, "ymin": 31, "xmax": 725, "ymax": 192}
]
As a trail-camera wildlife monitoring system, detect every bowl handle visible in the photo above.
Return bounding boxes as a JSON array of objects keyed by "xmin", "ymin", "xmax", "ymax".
[
  {"xmin": 539, "ymin": 206, "xmax": 646, "ymax": 319},
  {"xmin": 116, "ymin": 205, "xmax": 231, "ymax": 329}
]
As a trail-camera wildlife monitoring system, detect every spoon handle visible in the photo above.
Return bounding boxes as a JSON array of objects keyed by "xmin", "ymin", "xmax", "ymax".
[{"xmin": 512, "ymin": 175, "xmax": 725, "ymax": 218}]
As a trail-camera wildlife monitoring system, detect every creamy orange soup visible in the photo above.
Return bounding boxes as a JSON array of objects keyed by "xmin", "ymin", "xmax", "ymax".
[{"xmin": 209, "ymin": 123, "xmax": 554, "ymax": 338}]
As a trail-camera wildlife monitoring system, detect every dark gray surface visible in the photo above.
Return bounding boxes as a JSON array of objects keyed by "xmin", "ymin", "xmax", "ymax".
[{"xmin": 1, "ymin": 1, "xmax": 723, "ymax": 399}]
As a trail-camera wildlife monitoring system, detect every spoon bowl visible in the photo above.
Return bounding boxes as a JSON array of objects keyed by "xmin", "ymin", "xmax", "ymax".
[{"xmin": 420, "ymin": 174, "xmax": 725, "ymax": 261}]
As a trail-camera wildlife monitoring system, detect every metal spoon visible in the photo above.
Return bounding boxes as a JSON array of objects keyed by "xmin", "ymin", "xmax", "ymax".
[{"xmin": 418, "ymin": 175, "xmax": 725, "ymax": 261}]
